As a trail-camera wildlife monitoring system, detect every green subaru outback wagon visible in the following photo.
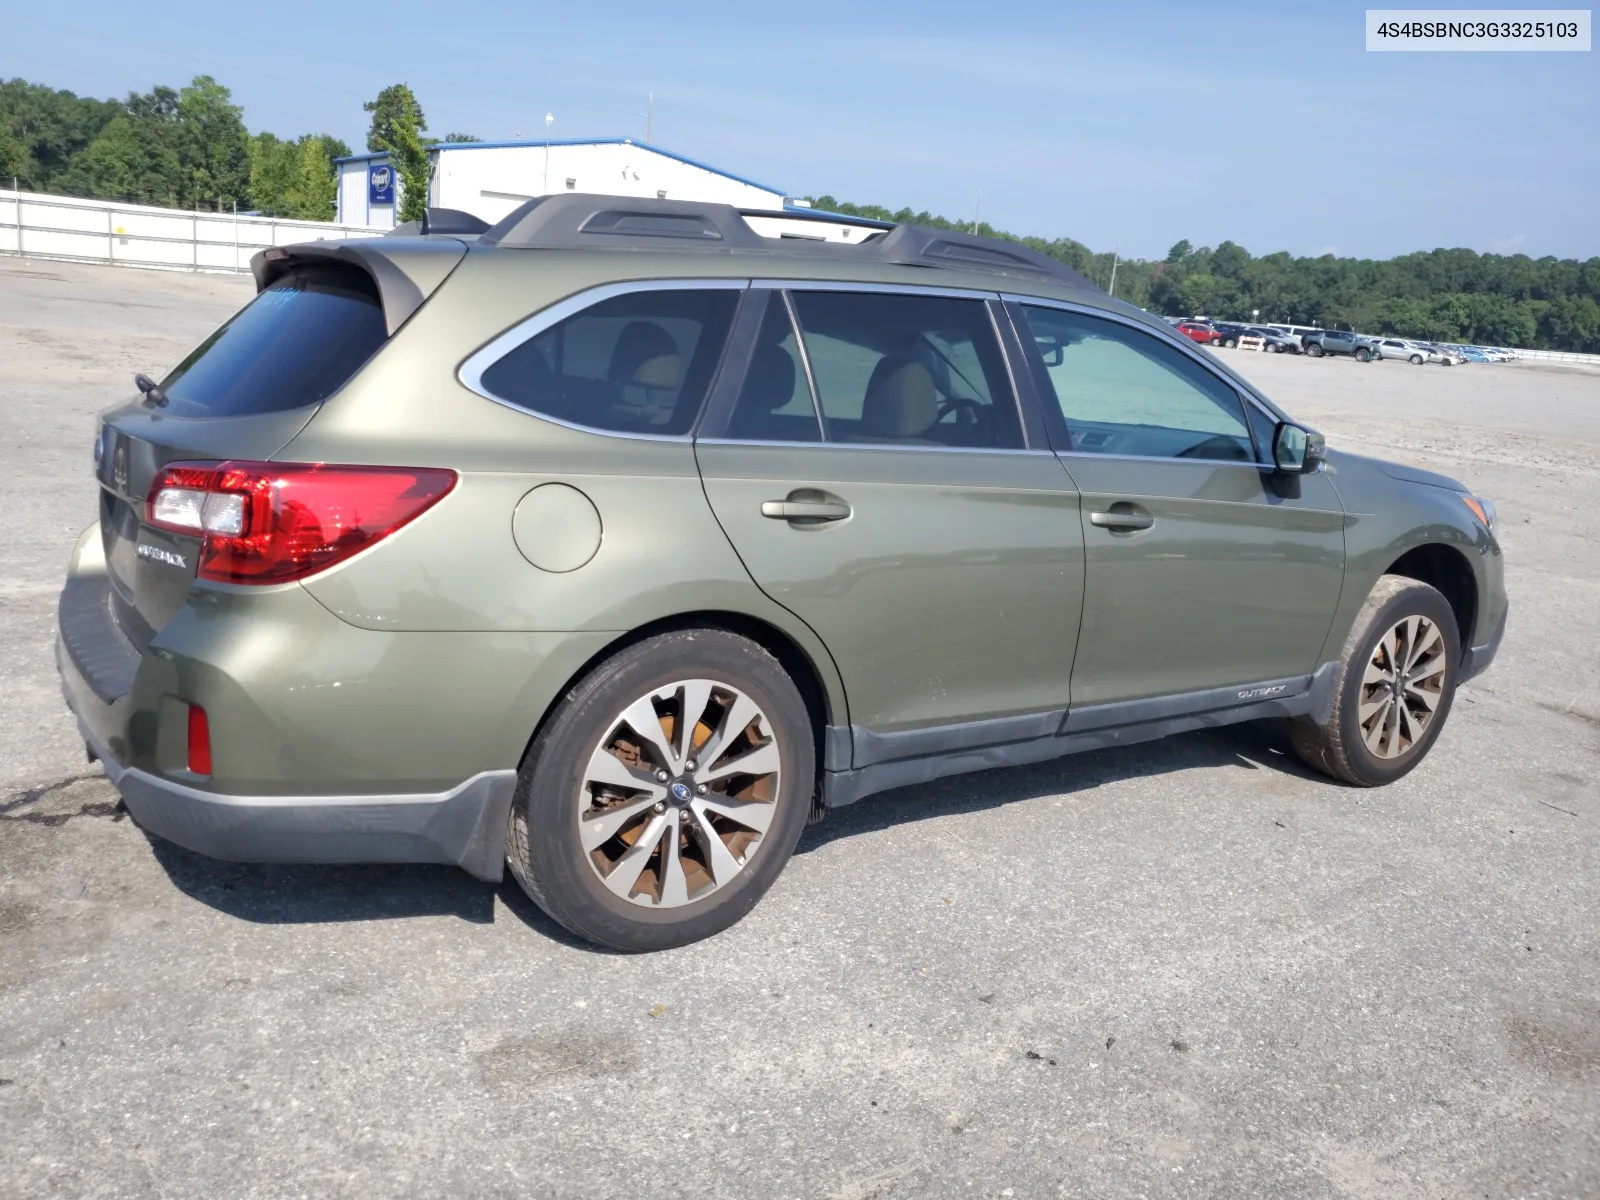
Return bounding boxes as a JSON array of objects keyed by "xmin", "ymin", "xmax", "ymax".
[{"xmin": 57, "ymin": 195, "xmax": 1506, "ymax": 950}]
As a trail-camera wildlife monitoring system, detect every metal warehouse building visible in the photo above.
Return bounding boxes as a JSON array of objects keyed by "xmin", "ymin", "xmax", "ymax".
[{"xmin": 335, "ymin": 139, "xmax": 790, "ymax": 229}]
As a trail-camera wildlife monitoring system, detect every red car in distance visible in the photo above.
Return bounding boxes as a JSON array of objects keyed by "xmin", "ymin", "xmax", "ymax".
[{"xmin": 1175, "ymin": 321, "xmax": 1220, "ymax": 345}]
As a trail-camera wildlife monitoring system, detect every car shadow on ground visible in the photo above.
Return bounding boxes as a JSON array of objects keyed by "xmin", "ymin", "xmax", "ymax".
[{"xmin": 142, "ymin": 719, "xmax": 1326, "ymax": 939}]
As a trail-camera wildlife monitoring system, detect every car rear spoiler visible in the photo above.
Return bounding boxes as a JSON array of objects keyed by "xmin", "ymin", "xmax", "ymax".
[{"xmin": 250, "ymin": 237, "xmax": 470, "ymax": 337}]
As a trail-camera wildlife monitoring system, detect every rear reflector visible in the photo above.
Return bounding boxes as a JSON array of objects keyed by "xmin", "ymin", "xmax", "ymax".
[
  {"xmin": 187, "ymin": 704, "xmax": 212, "ymax": 775},
  {"xmin": 146, "ymin": 461, "xmax": 456, "ymax": 584}
]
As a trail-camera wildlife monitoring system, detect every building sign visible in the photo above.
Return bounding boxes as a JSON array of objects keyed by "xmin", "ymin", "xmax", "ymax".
[{"xmin": 368, "ymin": 163, "xmax": 395, "ymax": 205}]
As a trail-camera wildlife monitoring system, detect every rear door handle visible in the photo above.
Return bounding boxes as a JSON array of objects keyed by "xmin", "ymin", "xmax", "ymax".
[
  {"xmin": 1089, "ymin": 509, "xmax": 1154, "ymax": 531},
  {"xmin": 761, "ymin": 499, "xmax": 851, "ymax": 522}
]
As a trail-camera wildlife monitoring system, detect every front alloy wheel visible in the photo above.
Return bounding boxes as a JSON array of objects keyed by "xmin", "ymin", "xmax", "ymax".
[
  {"xmin": 1356, "ymin": 615, "xmax": 1448, "ymax": 759},
  {"xmin": 1291, "ymin": 574, "xmax": 1461, "ymax": 786}
]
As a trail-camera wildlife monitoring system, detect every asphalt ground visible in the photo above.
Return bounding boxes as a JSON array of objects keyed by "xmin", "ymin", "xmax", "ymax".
[{"xmin": 2, "ymin": 256, "xmax": 1597, "ymax": 1199}]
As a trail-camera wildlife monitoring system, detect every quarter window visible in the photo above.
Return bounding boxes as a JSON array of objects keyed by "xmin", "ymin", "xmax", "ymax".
[
  {"xmin": 478, "ymin": 289, "xmax": 738, "ymax": 435},
  {"xmin": 1021, "ymin": 306, "xmax": 1255, "ymax": 462},
  {"xmin": 787, "ymin": 291, "xmax": 1023, "ymax": 449}
]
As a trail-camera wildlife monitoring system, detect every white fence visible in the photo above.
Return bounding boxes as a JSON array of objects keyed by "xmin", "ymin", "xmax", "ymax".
[{"xmin": 0, "ymin": 189, "xmax": 384, "ymax": 275}]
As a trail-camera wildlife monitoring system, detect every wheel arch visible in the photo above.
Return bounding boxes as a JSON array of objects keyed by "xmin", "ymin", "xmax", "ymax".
[
  {"xmin": 513, "ymin": 609, "xmax": 847, "ymax": 778},
  {"xmin": 1384, "ymin": 543, "xmax": 1478, "ymax": 651}
]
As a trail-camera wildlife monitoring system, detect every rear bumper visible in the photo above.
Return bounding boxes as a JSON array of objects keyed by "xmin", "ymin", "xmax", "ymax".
[
  {"xmin": 54, "ymin": 522, "xmax": 541, "ymax": 883},
  {"xmin": 71, "ymin": 707, "xmax": 515, "ymax": 881}
]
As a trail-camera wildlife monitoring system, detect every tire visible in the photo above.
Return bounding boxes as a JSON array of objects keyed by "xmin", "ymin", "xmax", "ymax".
[
  {"xmin": 1355, "ymin": 348, "xmax": 1372, "ymax": 362},
  {"xmin": 1291, "ymin": 575, "xmax": 1461, "ymax": 787},
  {"xmin": 1209, "ymin": 336, "xmax": 1221, "ymax": 346},
  {"xmin": 1223, "ymin": 337, "xmax": 1237, "ymax": 349},
  {"xmin": 1306, "ymin": 343, "xmax": 1324, "ymax": 357},
  {"xmin": 506, "ymin": 629, "xmax": 816, "ymax": 951},
  {"xmin": 1269, "ymin": 343, "xmax": 1282, "ymax": 353},
  {"xmin": 1409, "ymin": 354, "xmax": 1424, "ymax": 365}
]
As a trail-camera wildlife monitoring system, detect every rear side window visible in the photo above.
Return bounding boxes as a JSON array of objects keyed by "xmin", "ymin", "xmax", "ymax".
[
  {"xmin": 788, "ymin": 291, "xmax": 1022, "ymax": 449},
  {"xmin": 159, "ymin": 265, "xmax": 387, "ymax": 418},
  {"xmin": 479, "ymin": 289, "xmax": 738, "ymax": 436}
]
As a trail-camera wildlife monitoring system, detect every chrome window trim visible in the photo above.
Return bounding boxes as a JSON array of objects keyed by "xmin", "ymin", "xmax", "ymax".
[
  {"xmin": 754, "ymin": 278, "xmax": 999, "ymax": 302},
  {"xmin": 778, "ymin": 289, "xmax": 828, "ymax": 442},
  {"xmin": 695, "ymin": 437, "xmax": 1055, "ymax": 457},
  {"xmin": 456, "ymin": 277, "xmax": 749, "ymax": 440},
  {"xmin": 1002, "ymin": 291, "xmax": 1294, "ymax": 450}
]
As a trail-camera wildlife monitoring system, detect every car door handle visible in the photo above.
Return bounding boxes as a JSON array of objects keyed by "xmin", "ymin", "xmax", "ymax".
[
  {"xmin": 761, "ymin": 499, "xmax": 851, "ymax": 522},
  {"xmin": 1089, "ymin": 509, "xmax": 1154, "ymax": 531}
]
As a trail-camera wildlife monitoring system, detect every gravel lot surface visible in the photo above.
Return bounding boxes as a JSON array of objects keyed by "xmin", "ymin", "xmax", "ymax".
[{"xmin": 2, "ymin": 257, "xmax": 1597, "ymax": 1200}]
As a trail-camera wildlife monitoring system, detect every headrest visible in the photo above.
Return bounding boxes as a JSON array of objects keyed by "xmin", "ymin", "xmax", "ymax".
[
  {"xmin": 859, "ymin": 357, "xmax": 939, "ymax": 440},
  {"xmin": 609, "ymin": 321, "xmax": 681, "ymax": 390},
  {"xmin": 745, "ymin": 344, "xmax": 797, "ymax": 412}
]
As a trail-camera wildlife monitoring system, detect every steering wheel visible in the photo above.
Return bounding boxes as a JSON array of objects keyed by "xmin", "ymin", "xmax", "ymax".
[
  {"xmin": 1175, "ymin": 434, "xmax": 1249, "ymax": 461},
  {"xmin": 937, "ymin": 396, "xmax": 984, "ymax": 427}
]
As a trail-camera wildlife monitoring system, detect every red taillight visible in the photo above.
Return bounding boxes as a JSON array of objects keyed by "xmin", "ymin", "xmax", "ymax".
[
  {"xmin": 187, "ymin": 704, "xmax": 212, "ymax": 775},
  {"xmin": 146, "ymin": 461, "xmax": 456, "ymax": 584}
]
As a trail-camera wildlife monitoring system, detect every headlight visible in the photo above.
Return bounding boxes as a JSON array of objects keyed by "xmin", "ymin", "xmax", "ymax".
[{"xmin": 1462, "ymin": 495, "xmax": 1496, "ymax": 531}]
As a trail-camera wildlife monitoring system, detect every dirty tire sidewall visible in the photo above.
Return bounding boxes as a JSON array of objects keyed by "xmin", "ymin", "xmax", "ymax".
[
  {"xmin": 507, "ymin": 629, "xmax": 815, "ymax": 952},
  {"xmin": 1294, "ymin": 575, "xmax": 1462, "ymax": 787}
]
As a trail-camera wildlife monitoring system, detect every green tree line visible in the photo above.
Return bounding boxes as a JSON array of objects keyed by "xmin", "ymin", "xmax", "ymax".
[
  {"xmin": 1, "ymin": 77, "xmax": 475, "ymax": 223},
  {"xmin": 811, "ymin": 197, "xmax": 1600, "ymax": 353}
]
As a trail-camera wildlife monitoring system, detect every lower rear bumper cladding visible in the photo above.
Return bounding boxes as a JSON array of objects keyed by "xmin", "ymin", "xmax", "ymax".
[{"xmin": 73, "ymin": 708, "xmax": 516, "ymax": 883}]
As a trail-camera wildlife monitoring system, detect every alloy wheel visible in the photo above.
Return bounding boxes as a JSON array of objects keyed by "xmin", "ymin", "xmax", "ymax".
[
  {"xmin": 577, "ymin": 678, "xmax": 782, "ymax": 908},
  {"xmin": 1358, "ymin": 615, "xmax": 1448, "ymax": 759}
]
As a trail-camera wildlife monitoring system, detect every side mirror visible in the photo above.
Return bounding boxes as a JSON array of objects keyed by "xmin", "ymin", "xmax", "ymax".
[{"xmin": 1272, "ymin": 422, "xmax": 1325, "ymax": 474}]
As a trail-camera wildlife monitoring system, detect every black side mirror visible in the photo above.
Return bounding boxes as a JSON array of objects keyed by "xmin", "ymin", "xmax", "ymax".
[{"xmin": 1272, "ymin": 421, "xmax": 1325, "ymax": 474}]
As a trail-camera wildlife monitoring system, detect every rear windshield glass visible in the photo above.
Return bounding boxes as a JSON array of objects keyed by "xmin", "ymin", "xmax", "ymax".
[{"xmin": 158, "ymin": 264, "xmax": 387, "ymax": 417}]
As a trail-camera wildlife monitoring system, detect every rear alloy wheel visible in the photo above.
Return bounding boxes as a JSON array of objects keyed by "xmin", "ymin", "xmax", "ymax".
[
  {"xmin": 1292, "ymin": 575, "xmax": 1460, "ymax": 786},
  {"xmin": 1306, "ymin": 343, "xmax": 1324, "ymax": 357},
  {"xmin": 507, "ymin": 629, "xmax": 814, "ymax": 951}
]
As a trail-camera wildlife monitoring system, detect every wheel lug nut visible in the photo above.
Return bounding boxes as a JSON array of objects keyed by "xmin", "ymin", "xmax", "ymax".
[
  {"xmin": 653, "ymin": 801, "xmax": 666, "ymax": 813},
  {"xmin": 696, "ymin": 783, "xmax": 708, "ymax": 795},
  {"xmin": 684, "ymin": 758, "xmax": 697, "ymax": 772},
  {"xmin": 655, "ymin": 769, "xmax": 670, "ymax": 783}
]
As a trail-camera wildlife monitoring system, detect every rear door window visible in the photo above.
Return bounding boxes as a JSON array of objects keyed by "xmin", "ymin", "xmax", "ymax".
[
  {"xmin": 787, "ymin": 290, "xmax": 1022, "ymax": 449},
  {"xmin": 479, "ymin": 289, "xmax": 738, "ymax": 436},
  {"xmin": 159, "ymin": 264, "xmax": 388, "ymax": 418}
]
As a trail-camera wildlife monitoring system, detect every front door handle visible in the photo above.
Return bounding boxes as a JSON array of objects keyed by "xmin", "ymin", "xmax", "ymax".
[
  {"xmin": 1089, "ymin": 509, "xmax": 1154, "ymax": 531},
  {"xmin": 761, "ymin": 499, "xmax": 851, "ymax": 523}
]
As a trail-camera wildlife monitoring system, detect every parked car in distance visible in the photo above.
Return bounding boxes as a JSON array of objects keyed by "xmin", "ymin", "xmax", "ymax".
[
  {"xmin": 1376, "ymin": 338, "xmax": 1431, "ymax": 365},
  {"xmin": 1302, "ymin": 329, "xmax": 1381, "ymax": 360},
  {"xmin": 1482, "ymin": 347, "xmax": 1517, "ymax": 362},
  {"xmin": 56, "ymin": 195, "xmax": 1507, "ymax": 951},
  {"xmin": 1416, "ymin": 342, "xmax": 1466, "ymax": 365},
  {"xmin": 1247, "ymin": 326, "xmax": 1301, "ymax": 353},
  {"xmin": 1459, "ymin": 347, "xmax": 1492, "ymax": 362},
  {"xmin": 1209, "ymin": 322, "xmax": 1257, "ymax": 348},
  {"xmin": 1175, "ymin": 320, "xmax": 1220, "ymax": 345}
]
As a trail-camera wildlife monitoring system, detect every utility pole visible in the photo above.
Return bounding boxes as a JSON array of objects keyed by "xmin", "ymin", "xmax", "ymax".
[
  {"xmin": 646, "ymin": 93, "xmax": 654, "ymax": 143},
  {"xmin": 971, "ymin": 192, "xmax": 980, "ymax": 235},
  {"xmin": 543, "ymin": 113, "xmax": 553, "ymax": 193},
  {"xmin": 1108, "ymin": 237, "xmax": 1121, "ymax": 297}
]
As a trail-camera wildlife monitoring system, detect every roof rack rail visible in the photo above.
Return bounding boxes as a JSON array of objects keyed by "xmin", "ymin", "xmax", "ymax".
[{"xmin": 477, "ymin": 193, "xmax": 1095, "ymax": 289}]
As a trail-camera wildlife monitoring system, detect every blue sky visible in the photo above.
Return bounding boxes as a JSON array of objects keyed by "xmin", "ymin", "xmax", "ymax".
[{"xmin": 7, "ymin": 1, "xmax": 1596, "ymax": 260}]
